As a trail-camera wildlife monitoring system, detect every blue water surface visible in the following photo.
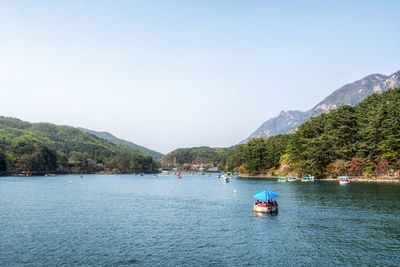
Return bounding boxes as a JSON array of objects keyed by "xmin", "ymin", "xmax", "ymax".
[{"xmin": 1, "ymin": 174, "xmax": 399, "ymax": 266}]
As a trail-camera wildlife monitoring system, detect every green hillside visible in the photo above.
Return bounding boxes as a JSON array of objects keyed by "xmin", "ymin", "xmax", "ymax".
[
  {"xmin": 162, "ymin": 146, "xmax": 232, "ymax": 171},
  {"xmin": 78, "ymin": 128, "xmax": 163, "ymax": 159},
  {"xmin": 225, "ymin": 87, "xmax": 400, "ymax": 178},
  {"xmin": 0, "ymin": 116, "xmax": 159, "ymax": 173}
]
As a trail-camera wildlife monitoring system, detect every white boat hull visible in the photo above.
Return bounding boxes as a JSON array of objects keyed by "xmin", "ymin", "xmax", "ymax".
[{"xmin": 253, "ymin": 205, "xmax": 278, "ymax": 213}]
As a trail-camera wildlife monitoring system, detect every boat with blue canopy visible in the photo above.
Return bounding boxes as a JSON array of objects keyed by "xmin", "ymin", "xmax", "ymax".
[{"xmin": 253, "ymin": 191, "xmax": 279, "ymax": 213}]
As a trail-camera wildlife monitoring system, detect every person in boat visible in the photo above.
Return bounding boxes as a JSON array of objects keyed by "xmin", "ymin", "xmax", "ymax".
[
  {"xmin": 255, "ymin": 200, "xmax": 259, "ymax": 206},
  {"xmin": 262, "ymin": 202, "xmax": 267, "ymax": 207},
  {"xmin": 267, "ymin": 199, "xmax": 272, "ymax": 206}
]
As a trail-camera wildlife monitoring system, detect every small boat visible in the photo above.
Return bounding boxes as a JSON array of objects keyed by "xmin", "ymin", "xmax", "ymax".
[
  {"xmin": 221, "ymin": 174, "xmax": 232, "ymax": 183},
  {"xmin": 339, "ymin": 176, "xmax": 350, "ymax": 185},
  {"xmin": 287, "ymin": 176, "xmax": 297, "ymax": 182},
  {"xmin": 176, "ymin": 173, "xmax": 182, "ymax": 179},
  {"xmin": 278, "ymin": 177, "xmax": 287, "ymax": 182},
  {"xmin": 253, "ymin": 191, "xmax": 279, "ymax": 213},
  {"xmin": 301, "ymin": 176, "xmax": 313, "ymax": 182},
  {"xmin": 152, "ymin": 175, "xmax": 158, "ymax": 178}
]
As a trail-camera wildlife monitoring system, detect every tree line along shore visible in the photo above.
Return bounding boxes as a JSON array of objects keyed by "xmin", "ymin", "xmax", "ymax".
[
  {"xmin": 2, "ymin": 87, "xmax": 400, "ymax": 181},
  {"xmin": 163, "ymin": 87, "xmax": 400, "ymax": 182},
  {"xmin": 237, "ymin": 174, "xmax": 400, "ymax": 183}
]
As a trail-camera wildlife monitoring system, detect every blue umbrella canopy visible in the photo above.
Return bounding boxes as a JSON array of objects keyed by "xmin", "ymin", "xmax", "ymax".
[{"xmin": 253, "ymin": 191, "xmax": 279, "ymax": 200}]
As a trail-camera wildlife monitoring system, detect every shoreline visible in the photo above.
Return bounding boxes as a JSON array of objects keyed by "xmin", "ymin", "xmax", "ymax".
[
  {"xmin": 238, "ymin": 174, "xmax": 400, "ymax": 183},
  {"xmin": 0, "ymin": 170, "xmax": 158, "ymax": 177}
]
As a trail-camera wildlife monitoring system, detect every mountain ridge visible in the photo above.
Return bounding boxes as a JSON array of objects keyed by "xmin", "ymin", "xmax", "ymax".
[
  {"xmin": 245, "ymin": 69, "xmax": 400, "ymax": 141},
  {"xmin": 78, "ymin": 128, "xmax": 163, "ymax": 159}
]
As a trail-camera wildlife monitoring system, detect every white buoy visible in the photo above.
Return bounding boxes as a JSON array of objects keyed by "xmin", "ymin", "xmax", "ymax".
[{"xmin": 233, "ymin": 189, "xmax": 237, "ymax": 193}]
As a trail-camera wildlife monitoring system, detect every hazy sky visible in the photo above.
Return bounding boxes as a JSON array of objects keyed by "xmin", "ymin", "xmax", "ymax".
[{"xmin": 1, "ymin": 1, "xmax": 399, "ymax": 153}]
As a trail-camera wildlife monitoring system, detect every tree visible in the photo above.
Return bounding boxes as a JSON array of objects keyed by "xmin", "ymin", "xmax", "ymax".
[{"xmin": 0, "ymin": 151, "xmax": 6, "ymax": 171}]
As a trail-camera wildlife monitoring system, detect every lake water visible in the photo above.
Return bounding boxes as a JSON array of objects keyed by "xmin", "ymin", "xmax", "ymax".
[{"xmin": 1, "ymin": 174, "xmax": 399, "ymax": 266}]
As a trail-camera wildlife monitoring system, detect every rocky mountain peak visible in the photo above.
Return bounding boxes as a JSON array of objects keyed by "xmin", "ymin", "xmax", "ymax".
[{"xmin": 244, "ymin": 69, "xmax": 400, "ymax": 142}]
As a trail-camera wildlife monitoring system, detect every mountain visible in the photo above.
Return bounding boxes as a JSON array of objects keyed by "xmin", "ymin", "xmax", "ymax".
[
  {"xmin": 246, "ymin": 70, "xmax": 400, "ymax": 140},
  {"xmin": 78, "ymin": 128, "xmax": 163, "ymax": 160},
  {"xmin": 247, "ymin": 110, "xmax": 306, "ymax": 139},
  {"xmin": 0, "ymin": 116, "xmax": 159, "ymax": 173}
]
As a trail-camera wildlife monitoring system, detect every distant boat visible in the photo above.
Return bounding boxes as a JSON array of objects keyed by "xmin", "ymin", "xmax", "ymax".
[
  {"xmin": 278, "ymin": 177, "xmax": 287, "ymax": 182},
  {"xmin": 221, "ymin": 174, "xmax": 232, "ymax": 183},
  {"xmin": 339, "ymin": 176, "xmax": 350, "ymax": 185},
  {"xmin": 301, "ymin": 176, "xmax": 314, "ymax": 182},
  {"xmin": 176, "ymin": 173, "xmax": 182, "ymax": 179}
]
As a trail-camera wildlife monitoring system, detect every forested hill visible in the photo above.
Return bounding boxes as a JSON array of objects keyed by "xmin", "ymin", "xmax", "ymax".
[
  {"xmin": 162, "ymin": 146, "xmax": 233, "ymax": 171},
  {"xmin": 0, "ymin": 116, "xmax": 159, "ymax": 173},
  {"xmin": 225, "ymin": 87, "xmax": 400, "ymax": 179},
  {"xmin": 78, "ymin": 128, "xmax": 163, "ymax": 160}
]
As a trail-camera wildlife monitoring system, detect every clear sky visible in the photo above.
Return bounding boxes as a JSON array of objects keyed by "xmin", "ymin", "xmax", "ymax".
[{"xmin": 1, "ymin": 0, "xmax": 399, "ymax": 153}]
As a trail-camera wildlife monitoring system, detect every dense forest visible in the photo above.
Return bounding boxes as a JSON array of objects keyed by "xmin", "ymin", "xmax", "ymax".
[
  {"xmin": 223, "ymin": 87, "xmax": 400, "ymax": 178},
  {"xmin": 0, "ymin": 117, "xmax": 159, "ymax": 174},
  {"xmin": 162, "ymin": 146, "xmax": 232, "ymax": 171}
]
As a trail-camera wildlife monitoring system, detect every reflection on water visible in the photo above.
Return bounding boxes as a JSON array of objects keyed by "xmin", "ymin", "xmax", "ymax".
[{"xmin": 0, "ymin": 174, "xmax": 399, "ymax": 266}]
